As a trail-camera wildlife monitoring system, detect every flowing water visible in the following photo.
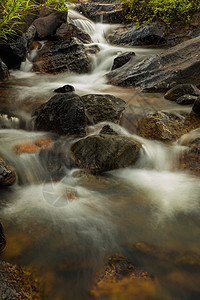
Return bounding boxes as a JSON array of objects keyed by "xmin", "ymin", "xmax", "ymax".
[{"xmin": 0, "ymin": 9, "xmax": 200, "ymax": 300}]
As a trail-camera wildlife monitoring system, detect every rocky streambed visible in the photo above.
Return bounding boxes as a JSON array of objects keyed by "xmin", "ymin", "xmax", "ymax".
[{"xmin": 0, "ymin": 3, "xmax": 200, "ymax": 300}]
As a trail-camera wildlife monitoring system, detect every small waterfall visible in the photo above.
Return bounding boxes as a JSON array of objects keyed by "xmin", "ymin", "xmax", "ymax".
[
  {"xmin": 68, "ymin": 9, "xmax": 96, "ymax": 36},
  {"xmin": 0, "ymin": 114, "xmax": 21, "ymax": 129},
  {"xmin": 20, "ymin": 47, "xmax": 39, "ymax": 72}
]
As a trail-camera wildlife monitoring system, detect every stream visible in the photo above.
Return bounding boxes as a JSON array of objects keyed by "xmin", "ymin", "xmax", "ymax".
[{"xmin": 0, "ymin": 9, "xmax": 200, "ymax": 300}]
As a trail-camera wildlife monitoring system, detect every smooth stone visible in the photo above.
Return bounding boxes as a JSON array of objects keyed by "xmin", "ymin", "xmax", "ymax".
[
  {"xmin": 54, "ymin": 84, "xmax": 75, "ymax": 93},
  {"xmin": 71, "ymin": 134, "xmax": 141, "ymax": 174},
  {"xmin": 165, "ymin": 84, "xmax": 200, "ymax": 101},
  {"xmin": 176, "ymin": 94, "xmax": 198, "ymax": 105}
]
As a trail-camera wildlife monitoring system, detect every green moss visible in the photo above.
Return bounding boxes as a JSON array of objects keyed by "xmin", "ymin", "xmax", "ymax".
[{"xmin": 119, "ymin": 0, "xmax": 200, "ymax": 26}]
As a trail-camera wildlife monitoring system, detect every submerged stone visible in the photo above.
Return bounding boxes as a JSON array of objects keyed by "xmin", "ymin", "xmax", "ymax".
[
  {"xmin": 0, "ymin": 261, "xmax": 43, "ymax": 299},
  {"xmin": 91, "ymin": 254, "xmax": 153, "ymax": 297}
]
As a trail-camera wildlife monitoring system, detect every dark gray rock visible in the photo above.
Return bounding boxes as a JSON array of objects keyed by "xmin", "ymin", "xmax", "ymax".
[
  {"xmin": 54, "ymin": 84, "xmax": 75, "ymax": 93},
  {"xmin": 165, "ymin": 84, "xmax": 200, "ymax": 101},
  {"xmin": 112, "ymin": 52, "xmax": 135, "ymax": 70},
  {"xmin": 0, "ymin": 158, "xmax": 16, "ymax": 186},
  {"xmin": 33, "ymin": 37, "xmax": 92, "ymax": 74},
  {"xmin": 0, "ymin": 59, "xmax": 9, "ymax": 80},
  {"xmin": 78, "ymin": 3, "xmax": 125, "ymax": 23},
  {"xmin": 176, "ymin": 94, "xmax": 198, "ymax": 105},
  {"xmin": 33, "ymin": 11, "xmax": 67, "ymax": 39},
  {"xmin": 0, "ymin": 24, "xmax": 36, "ymax": 69},
  {"xmin": 35, "ymin": 93, "xmax": 86, "ymax": 136},
  {"xmin": 81, "ymin": 94, "xmax": 126, "ymax": 124},
  {"xmin": 99, "ymin": 125, "xmax": 118, "ymax": 135},
  {"xmin": 71, "ymin": 134, "xmax": 141, "ymax": 174},
  {"xmin": 192, "ymin": 98, "xmax": 200, "ymax": 117},
  {"xmin": 0, "ymin": 222, "xmax": 6, "ymax": 253},
  {"xmin": 56, "ymin": 22, "xmax": 92, "ymax": 44},
  {"xmin": 107, "ymin": 36, "xmax": 200, "ymax": 91},
  {"xmin": 107, "ymin": 22, "xmax": 166, "ymax": 46}
]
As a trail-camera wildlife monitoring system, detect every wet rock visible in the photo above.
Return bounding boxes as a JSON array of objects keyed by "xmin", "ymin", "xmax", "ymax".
[
  {"xmin": 0, "ymin": 158, "xmax": 16, "ymax": 186},
  {"xmin": 176, "ymin": 95, "xmax": 198, "ymax": 105},
  {"xmin": 33, "ymin": 11, "xmax": 67, "ymax": 39},
  {"xmin": 35, "ymin": 93, "xmax": 86, "ymax": 136},
  {"xmin": 56, "ymin": 22, "xmax": 92, "ymax": 44},
  {"xmin": 81, "ymin": 94, "xmax": 126, "ymax": 124},
  {"xmin": 54, "ymin": 84, "xmax": 75, "ymax": 93},
  {"xmin": 71, "ymin": 134, "xmax": 141, "ymax": 174},
  {"xmin": 0, "ymin": 261, "xmax": 43, "ymax": 299},
  {"xmin": 134, "ymin": 111, "xmax": 200, "ymax": 143},
  {"xmin": 78, "ymin": 3, "xmax": 124, "ymax": 23},
  {"xmin": 99, "ymin": 125, "xmax": 118, "ymax": 135},
  {"xmin": 33, "ymin": 37, "xmax": 92, "ymax": 74},
  {"xmin": 91, "ymin": 254, "xmax": 153, "ymax": 297},
  {"xmin": 0, "ymin": 58, "xmax": 9, "ymax": 80},
  {"xmin": 0, "ymin": 25, "xmax": 36, "ymax": 69},
  {"xmin": 107, "ymin": 36, "xmax": 200, "ymax": 91},
  {"xmin": 107, "ymin": 22, "xmax": 166, "ymax": 46},
  {"xmin": 179, "ymin": 137, "xmax": 200, "ymax": 175},
  {"xmin": 192, "ymin": 98, "xmax": 200, "ymax": 117},
  {"xmin": 164, "ymin": 84, "xmax": 200, "ymax": 101},
  {"xmin": 0, "ymin": 222, "xmax": 6, "ymax": 253},
  {"xmin": 112, "ymin": 52, "xmax": 135, "ymax": 70}
]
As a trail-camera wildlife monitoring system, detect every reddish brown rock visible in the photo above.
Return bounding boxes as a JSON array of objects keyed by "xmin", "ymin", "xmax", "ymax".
[{"xmin": 14, "ymin": 138, "xmax": 53, "ymax": 154}]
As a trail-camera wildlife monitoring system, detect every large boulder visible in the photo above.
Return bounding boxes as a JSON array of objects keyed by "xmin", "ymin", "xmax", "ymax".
[
  {"xmin": 0, "ymin": 261, "xmax": 43, "ymax": 299},
  {"xmin": 0, "ymin": 24, "xmax": 36, "ymax": 69},
  {"xmin": 56, "ymin": 22, "xmax": 92, "ymax": 44},
  {"xmin": 33, "ymin": 37, "xmax": 93, "ymax": 73},
  {"xmin": 33, "ymin": 11, "xmax": 67, "ymax": 39},
  {"xmin": 107, "ymin": 22, "xmax": 166, "ymax": 46},
  {"xmin": 81, "ymin": 94, "xmax": 126, "ymax": 124},
  {"xmin": 34, "ymin": 93, "xmax": 86, "ymax": 136},
  {"xmin": 71, "ymin": 134, "xmax": 141, "ymax": 174},
  {"xmin": 134, "ymin": 111, "xmax": 200, "ymax": 143},
  {"xmin": 107, "ymin": 35, "xmax": 200, "ymax": 92},
  {"xmin": 0, "ymin": 158, "xmax": 16, "ymax": 186},
  {"xmin": 0, "ymin": 59, "xmax": 9, "ymax": 80}
]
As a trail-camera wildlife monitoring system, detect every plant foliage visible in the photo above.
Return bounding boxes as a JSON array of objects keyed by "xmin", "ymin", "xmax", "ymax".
[
  {"xmin": 0, "ymin": 0, "xmax": 68, "ymax": 42},
  {"xmin": 119, "ymin": 0, "xmax": 200, "ymax": 25}
]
